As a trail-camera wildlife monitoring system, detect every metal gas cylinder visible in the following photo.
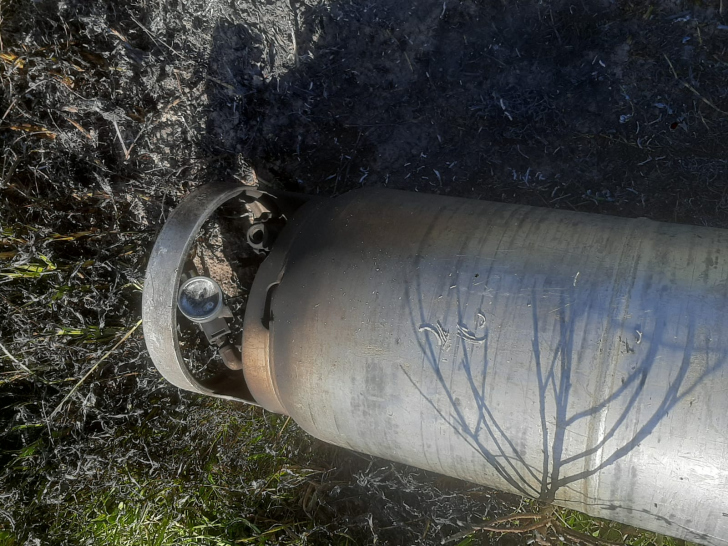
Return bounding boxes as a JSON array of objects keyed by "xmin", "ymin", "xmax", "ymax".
[{"xmin": 143, "ymin": 182, "xmax": 728, "ymax": 546}]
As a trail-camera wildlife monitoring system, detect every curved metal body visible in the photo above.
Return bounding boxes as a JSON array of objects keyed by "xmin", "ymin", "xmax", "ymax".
[{"xmin": 242, "ymin": 188, "xmax": 728, "ymax": 545}]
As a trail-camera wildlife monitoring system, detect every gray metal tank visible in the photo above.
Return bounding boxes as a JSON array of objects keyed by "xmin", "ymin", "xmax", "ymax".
[{"xmin": 143, "ymin": 182, "xmax": 728, "ymax": 546}]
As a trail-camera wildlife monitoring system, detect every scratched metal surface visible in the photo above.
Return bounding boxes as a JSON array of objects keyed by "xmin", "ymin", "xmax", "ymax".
[{"xmin": 261, "ymin": 188, "xmax": 728, "ymax": 545}]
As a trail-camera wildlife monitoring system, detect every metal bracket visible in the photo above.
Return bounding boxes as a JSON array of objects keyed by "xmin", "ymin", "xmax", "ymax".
[{"xmin": 142, "ymin": 181, "xmax": 255, "ymax": 403}]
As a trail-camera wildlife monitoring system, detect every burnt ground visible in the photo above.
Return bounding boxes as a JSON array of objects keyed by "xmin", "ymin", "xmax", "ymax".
[{"xmin": 1, "ymin": 0, "xmax": 727, "ymax": 544}]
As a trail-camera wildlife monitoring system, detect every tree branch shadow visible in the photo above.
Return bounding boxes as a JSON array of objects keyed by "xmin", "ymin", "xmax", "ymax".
[{"xmin": 402, "ymin": 256, "xmax": 725, "ymax": 529}]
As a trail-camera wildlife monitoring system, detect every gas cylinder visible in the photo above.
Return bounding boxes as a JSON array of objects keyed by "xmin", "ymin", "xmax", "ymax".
[{"xmin": 143, "ymin": 182, "xmax": 728, "ymax": 545}]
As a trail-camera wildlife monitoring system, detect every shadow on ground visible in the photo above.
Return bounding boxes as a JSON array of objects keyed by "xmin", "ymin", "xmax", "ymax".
[{"xmin": 203, "ymin": 0, "xmax": 728, "ymax": 224}]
